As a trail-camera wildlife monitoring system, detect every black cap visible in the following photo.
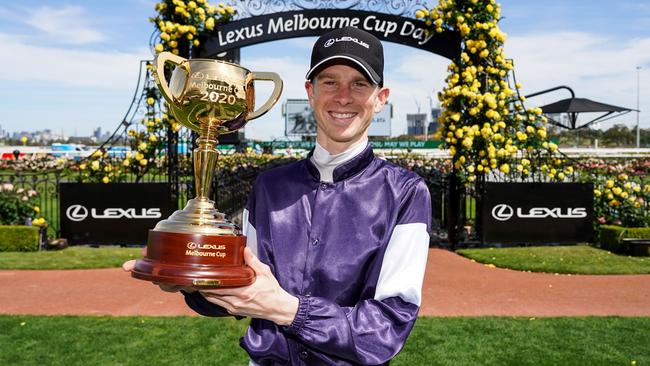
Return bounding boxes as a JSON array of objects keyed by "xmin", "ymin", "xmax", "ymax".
[{"xmin": 306, "ymin": 27, "xmax": 384, "ymax": 86}]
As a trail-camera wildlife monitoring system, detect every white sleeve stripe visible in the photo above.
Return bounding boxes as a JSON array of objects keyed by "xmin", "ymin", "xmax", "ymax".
[
  {"xmin": 374, "ymin": 223, "xmax": 429, "ymax": 306},
  {"xmin": 242, "ymin": 209, "xmax": 258, "ymax": 257}
]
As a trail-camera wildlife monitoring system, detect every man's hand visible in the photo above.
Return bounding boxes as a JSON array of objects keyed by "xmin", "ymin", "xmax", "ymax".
[
  {"xmin": 121, "ymin": 248, "xmax": 195, "ymax": 293},
  {"xmin": 199, "ymin": 247, "xmax": 299, "ymax": 326}
]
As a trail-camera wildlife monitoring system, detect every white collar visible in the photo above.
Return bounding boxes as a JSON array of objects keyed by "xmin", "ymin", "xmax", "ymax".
[{"xmin": 310, "ymin": 139, "xmax": 368, "ymax": 183}]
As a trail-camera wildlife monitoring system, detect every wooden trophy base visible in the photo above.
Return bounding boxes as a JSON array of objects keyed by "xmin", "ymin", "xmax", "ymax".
[{"xmin": 131, "ymin": 230, "xmax": 255, "ymax": 289}]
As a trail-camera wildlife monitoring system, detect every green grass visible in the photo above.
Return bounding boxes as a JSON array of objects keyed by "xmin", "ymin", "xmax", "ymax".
[
  {"xmin": 457, "ymin": 245, "xmax": 650, "ymax": 275},
  {"xmin": 4, "ymin": 245, "xmax": 650, "ymax": 274},
  {"xmin": 0, "ymin": 246, "xmax": 141, "ymax": 269},
  {"xmin": 0, "ymin": 316, "xmax": 647, "ymax": 365}
]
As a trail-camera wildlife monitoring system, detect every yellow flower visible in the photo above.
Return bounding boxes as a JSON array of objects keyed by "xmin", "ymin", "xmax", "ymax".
[
  {"xmin": 33, "ymin": 206, "xmax": 40, "ymax": 213},
  {"xmin": 499, "ymin": 164, "xmax": 510, "ymax": 174},
  {"xmin": 594, "ymin": 189, "xmax": 602, "ymax": 197},
  {"xmin": 154, "ymin": 43, "xmax": 163, "ymax": 53},
  {"xmin": 102, "ymin": 176, "xmax": 110, "ymax": 184},
  {"xmin": 516, "ymin": 131, "xmax": 527, "ymax": 141},
  {"xmin": 139, "ymin": 159, "xmax": 148, "ymax": 166},
  {"xmin": 147, "ymin": 97, "xmax": 155, "ymax": 105},
  {"xmin": 205, "ymin": 17, "xmax": 215, "ymax": 30},
  {"xmin": 32, "ymin": 218, "xmax": 46, "ymax": 226},
  {"xmin": 79, "ymin": 163, "xmax": 87, "ymax": 170},
  {"xmin": 123, "ymin": 159, "xmax": 131, "ymax": 167},
  {"xmin": 91, "ymin": 161, "xmax": 100, "ymax": 171},
  {"xmin": 605, "ymin": 180, "xmax": 615, "ymax": 188},
  {"xmin": 139, "ymin": 142, "xmax": 148, "ymax": 151}
]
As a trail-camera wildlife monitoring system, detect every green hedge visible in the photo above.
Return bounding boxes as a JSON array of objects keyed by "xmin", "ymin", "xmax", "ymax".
[
  {"xmin": 0, "ymin": 226, "xmax": 40, "ymax": 252},
  {"xmin": 598, "ymin": 225, "xmax": 650, "ymax": 254}
]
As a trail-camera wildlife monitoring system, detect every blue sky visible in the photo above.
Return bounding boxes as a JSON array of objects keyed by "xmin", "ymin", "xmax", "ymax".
[{"xmin": 0, "ymin": 0, "xmax": 648, "ymax": 141}]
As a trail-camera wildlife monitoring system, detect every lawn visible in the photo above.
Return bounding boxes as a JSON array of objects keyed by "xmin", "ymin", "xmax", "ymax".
[
  {"xmin": 3, "ymin": 245, "xmax": 650, "ymax": 275},
  {"xmin": 0, "ymin": 246, "xmax": 141, "ymax": 269},
  {"xmin": 457, "ymin": 245, "xmax": 650, "ymax": 275},
  {"xmin": 0, "ymin": 315, "xmax": 647, "ymax": 365}
]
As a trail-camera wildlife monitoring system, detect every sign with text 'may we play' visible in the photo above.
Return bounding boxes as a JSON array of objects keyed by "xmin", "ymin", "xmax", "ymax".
[
  {"xmin": 60, "ymin": 183, "xmax": 173, "ymax": 245},
  {"xmin": 482, "ymin": 183, "xmax": 594, "ymax": 245}
]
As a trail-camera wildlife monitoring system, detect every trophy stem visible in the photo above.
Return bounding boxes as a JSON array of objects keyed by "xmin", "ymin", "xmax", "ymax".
[{"xmin": 194, "ymin": 120, "xmax": 221, "ymax": 200}]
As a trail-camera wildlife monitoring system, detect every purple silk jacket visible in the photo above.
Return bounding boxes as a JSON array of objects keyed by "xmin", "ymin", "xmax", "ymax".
[{"xmin": 184, "ymin": 145, "xmax": 432, "ymax": 365}]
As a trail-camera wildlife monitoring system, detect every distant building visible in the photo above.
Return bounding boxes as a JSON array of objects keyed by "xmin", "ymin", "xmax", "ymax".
[
  {"xmin": 407, "ymin": 113, "xmax": 429, "ymax": 135},
  {"xmin": 429, "ymin": 107, "xmax": 442, "ymax": 135}
]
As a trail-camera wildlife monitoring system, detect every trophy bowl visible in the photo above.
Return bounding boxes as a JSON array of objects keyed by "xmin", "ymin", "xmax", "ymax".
[{"xmin": 131, "ymin": 52, "xmax": 282, "ymax": 288}]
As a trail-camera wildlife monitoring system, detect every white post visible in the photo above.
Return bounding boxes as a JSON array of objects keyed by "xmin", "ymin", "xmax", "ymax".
[{"xmin": 637, "ymin": 66, "xmax": 641, "ymax": 148}]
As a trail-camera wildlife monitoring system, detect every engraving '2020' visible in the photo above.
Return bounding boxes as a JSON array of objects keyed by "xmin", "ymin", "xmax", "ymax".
[{"xmin": 190, "ymin": 73, "xmax": 238, "ymax": 105}]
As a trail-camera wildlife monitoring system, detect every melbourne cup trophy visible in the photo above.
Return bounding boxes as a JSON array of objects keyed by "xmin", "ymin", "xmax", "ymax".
[{"xmin": 131, "ymin": 52, "xmax": 283, "ymax": 288}]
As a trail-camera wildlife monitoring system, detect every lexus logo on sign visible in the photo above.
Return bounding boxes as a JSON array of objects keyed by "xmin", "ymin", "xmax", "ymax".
[
  {"xmin": 492, "ymin": 204, "xmax": 514, "ymax": 221},
  {"xmin": 491, "ymin": 204, "xmax": 589, "ymax": 221},
  {"xmin": 65, "ymin": 205, "xmax": 162, "ymax": 222},
  {"xmin": 66, "ymin": 205, "xmax": 89, "ymax": 222}
]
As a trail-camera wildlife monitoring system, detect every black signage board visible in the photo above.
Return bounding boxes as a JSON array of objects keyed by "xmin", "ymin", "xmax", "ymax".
[
  {"xmin": 60, "ymin": 183, "xmax": 173, "ymax": 245},
  {"xmin": 481, "ymin": 183, "xmax": 594, "ymax": 245},
  {"xmin": 197, "ymin": 10, "xmax": 461, "ymax": 60}
]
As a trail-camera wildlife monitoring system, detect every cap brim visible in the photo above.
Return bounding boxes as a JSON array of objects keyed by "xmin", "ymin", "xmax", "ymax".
[{"xmin": 305, "ymin": 55, "xmax": 381, "ymax": 85}]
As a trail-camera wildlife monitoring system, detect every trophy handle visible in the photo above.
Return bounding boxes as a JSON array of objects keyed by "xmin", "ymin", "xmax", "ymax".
[
  {"xmin": 247, "ymin": 72, "xmax": 283, "ymax": 120},
  {"xmin": 154, "ymin": 52, "xmax": 189, "ymax": 107}
]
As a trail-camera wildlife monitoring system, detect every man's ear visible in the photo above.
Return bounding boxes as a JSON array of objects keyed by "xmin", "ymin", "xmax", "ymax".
[
  {"xmin": 305, "ymin": 80, "xmax": 315, "ymax": 107},
  {"xmin": 374, "ymin": 87, "xmax": 390, "ymax": 113}
]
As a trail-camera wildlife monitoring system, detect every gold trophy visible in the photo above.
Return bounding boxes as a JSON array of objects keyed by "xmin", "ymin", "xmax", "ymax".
[{"xmin": 131, "ymin": 52, "xmax": 282, "ymax": 288}]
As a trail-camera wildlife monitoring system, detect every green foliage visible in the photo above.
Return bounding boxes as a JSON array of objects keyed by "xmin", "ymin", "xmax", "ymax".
[
  {"xmin": 457, "ymin": 245, "xmax": 650, "ymax": 274},
  {"xmin": 0, "ymin": 184, "xmax": 40, "ymax": 225},
  {"xmin": 0, "ymin": 246, "xmax": 141, "ymax": 269},
  {"xmin": 598, "ymin": 225, "xmax": 650, "ymax": 254},
  {"xmin": 578, "ymin": 159, "xmax": 650, "ymax": 228},
  {"xmin": 1, "ymin": 316, "xmax": 648, "ymax": 366},
  {"xmin": 625, "ymin": 227, "xmax": 650, "ymax": 239},
  {"xmin": 598, "ymin": 225, "xmax": 628, "ymax": 253},
  {"xmin": 0, "ymin": 226, "xmax": 39, "ymax": 252}
]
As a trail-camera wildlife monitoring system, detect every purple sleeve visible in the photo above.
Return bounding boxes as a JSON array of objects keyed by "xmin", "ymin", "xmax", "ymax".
[{"xmin": 283, "ymin": 296, "xmax": 418, "ymax": 364}]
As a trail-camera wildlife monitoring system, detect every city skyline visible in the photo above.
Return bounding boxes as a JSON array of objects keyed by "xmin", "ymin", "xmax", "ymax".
[{"xmin": 0, "ymin": 0, "xmax": 648, "ymax": 140}]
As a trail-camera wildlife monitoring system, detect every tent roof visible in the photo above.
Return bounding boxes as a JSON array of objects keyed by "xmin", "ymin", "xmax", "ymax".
[{"xmin": 540, "ymin": 97, "xmax": 632, "ymax": 114}]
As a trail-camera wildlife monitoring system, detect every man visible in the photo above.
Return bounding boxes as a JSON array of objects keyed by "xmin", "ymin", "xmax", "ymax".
[{"xmin": 126, "ymin": 27, "xmax": 431, "ymax": 365}]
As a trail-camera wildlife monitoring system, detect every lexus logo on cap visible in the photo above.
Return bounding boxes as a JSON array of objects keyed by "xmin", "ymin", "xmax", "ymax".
[
  {"xmin": 66, "ymin": 205, "xmax": 89, "ymax": 222},
  {"xmin": 492, "ymin": 204, "xmax": 514, "ymax": 221},
  {"xmin": 323, "ymin": 37, "xmax": 370, "ymax": 49}
]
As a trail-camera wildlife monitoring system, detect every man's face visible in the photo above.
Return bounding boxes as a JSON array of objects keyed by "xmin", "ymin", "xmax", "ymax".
[{"xmin": 305, "ymin": 64, "xmax": 389, "ymax": 152}]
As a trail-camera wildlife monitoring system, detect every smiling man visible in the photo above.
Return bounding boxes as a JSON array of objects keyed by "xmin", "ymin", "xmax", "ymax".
[{"xmin": 180, "ymin": 27, "xmax": 433, "ymax": 365}]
